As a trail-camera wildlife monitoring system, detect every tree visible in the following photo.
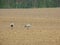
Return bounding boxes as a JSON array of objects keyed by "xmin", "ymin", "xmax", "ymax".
[{"xmin": 0, "ymin": 0, "xmax": 60, "ymax": 8}]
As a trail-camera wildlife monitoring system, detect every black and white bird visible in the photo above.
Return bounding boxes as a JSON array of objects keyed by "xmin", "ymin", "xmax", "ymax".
[{"xmin": 10, "ymin": 23, "xmax": 14, "ymax": 30}]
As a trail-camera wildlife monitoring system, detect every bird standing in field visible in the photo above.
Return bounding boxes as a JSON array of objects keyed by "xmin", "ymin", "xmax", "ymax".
[
  {"xmin": 10, "ymin": 23, "xmax": 14, "ymax": 30},
  {"xmin": 24, "ymin": 24, "xmax": 32, "ymax": 30}
]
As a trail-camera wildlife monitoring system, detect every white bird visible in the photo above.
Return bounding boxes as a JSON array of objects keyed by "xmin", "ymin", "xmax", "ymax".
[{"xmin": 24, "ymin": 24, "xmax": 32, "ymax": 30}]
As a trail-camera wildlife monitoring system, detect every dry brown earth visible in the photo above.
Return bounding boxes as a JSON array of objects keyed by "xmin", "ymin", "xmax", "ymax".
[{"xmin": 0, "ymin": 8, "xmax": 60, "ymax": 45}]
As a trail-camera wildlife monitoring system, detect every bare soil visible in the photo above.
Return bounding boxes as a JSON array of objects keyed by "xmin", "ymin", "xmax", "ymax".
[{"xmin": 0, "ymin": 8, "xmax": 60, "ymax": 45}]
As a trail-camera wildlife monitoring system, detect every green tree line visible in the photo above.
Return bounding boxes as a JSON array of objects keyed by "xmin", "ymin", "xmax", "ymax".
[{"xmin": 0, "ymin": 0, "xmax": 60, "ymax": 8}]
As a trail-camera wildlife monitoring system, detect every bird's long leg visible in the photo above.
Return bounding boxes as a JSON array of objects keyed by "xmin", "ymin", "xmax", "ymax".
[
  {"xmin": 27, "ymin": 27, "xmax": 29, "ymax": 30},
  {"xmin": 11, "ymin": 27, "xmax": 13, "ymax": 30}
]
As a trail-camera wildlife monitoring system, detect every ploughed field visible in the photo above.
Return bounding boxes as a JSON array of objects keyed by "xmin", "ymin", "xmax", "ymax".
[{"xmin": 0, "ymin": 8, "xmax": 60, "ymax": 45}]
